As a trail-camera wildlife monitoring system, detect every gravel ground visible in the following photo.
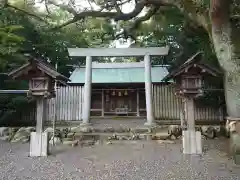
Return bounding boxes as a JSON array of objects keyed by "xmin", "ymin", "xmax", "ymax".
[{"xmin": 0, "ymin": 138, "xmax": 239, "ymax": 180}]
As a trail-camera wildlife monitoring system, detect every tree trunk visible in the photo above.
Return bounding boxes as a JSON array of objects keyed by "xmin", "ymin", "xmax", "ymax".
[
  {"xmin": 210, "ymin": 0, "xmax": 240, "ymax": 118},
  {"xmin": 212, "ymin": 26, "xmax": 240, "ymax": 118}
]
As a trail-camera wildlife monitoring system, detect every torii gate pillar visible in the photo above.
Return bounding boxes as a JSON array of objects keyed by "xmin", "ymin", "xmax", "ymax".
[{"xmin": 144, "ymin": 54, "xmax": 156, "ymax": 126}]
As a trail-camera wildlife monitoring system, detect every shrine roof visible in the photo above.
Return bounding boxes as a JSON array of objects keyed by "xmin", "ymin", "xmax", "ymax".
[{"xmin": 69, "ymin": 62, "xmax": 170, "ymax": 84}]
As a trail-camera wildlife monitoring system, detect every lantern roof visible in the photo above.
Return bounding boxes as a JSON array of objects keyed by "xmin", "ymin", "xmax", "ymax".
[
  {"xmin": 163, "ymin": 52, "xmax": 222, "ymax": 81},
  {"xmin": 8, "ymin": 54, "xmax": 70, "ymax": 85}
]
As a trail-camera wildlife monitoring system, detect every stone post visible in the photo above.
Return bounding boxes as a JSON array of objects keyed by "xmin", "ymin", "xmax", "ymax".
[
  {"xmin": 144, "ymin": 54, "xmax": 155, "ymax": 126},
  {"xmin": 82, "ymin": 56, "xmax": 92, "ymax": 125},
  {"xmin": 186, "ymin": 97, "xmax": 195, "ymax": 131},
  {"xmin": 36, "ymin": 98, "xmax": 45, "ymax": 135},
  {"xmin": 182, "ymin": 97, "xmax": 202, "ymax": 154},
  {"xmin": 29, "ymin": 98, "xmax": 48, "ymax": 157}
]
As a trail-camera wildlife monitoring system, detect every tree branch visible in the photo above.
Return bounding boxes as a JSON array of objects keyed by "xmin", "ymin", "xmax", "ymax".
[
  {"xmin": 51, "ymin": 0, "xmax": 166, "ymax": 29},
  {"xmin": 130, "ymin": 6, "xmax": 159, "ymax": 30},
  {"xmin": 116, "ymin": 6, "xmax": 159, "ymax": 39},
  {"xmin": 49, "ymin": 0, "xmax": 211, "ymax": 36},
  {"xmin": 52, "ymin": 10, "xmax": 118, "ymax": 30}
]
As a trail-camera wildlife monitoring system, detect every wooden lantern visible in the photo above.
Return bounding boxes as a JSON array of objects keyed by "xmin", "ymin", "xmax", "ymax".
[
  {"xmin": 7, "ymin": 55, "xmax": 69, "ymax": 157},
  {"xmin": 163, "ymin": 52, "xmax": 222, "ymax": 155},
  {"xmin": 163, "ymin": 52, "xmax": 221, "ymax": 97}
]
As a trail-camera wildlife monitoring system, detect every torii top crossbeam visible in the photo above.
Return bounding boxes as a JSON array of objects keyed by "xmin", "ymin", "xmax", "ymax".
[{"xmin": 68, "ymin": 47, "xmax": 169, "ymax": 57}]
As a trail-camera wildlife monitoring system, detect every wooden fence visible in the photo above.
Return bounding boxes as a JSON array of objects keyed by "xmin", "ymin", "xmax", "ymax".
[
  {"xmin": 41, "ymin": 85, "xmax": 223, "ymax": 122},
  {"xmin": 45, "ymin": 86, "xmax": 84, "ymax": 121},
  {"xmin": 152, "ymin": 84, "xmax": 224, "ymax": 121}
]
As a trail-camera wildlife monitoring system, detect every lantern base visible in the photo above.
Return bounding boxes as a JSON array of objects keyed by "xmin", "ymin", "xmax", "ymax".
[
  {"xmin": 29, "ymin": 132, "xmax": 49, "ymax": 157},
  {"xmin": 182, "ymin": 130, "xmax": 202, "ymax": 154},
  {"xmin": 80, "ymin": 122, "xmax": 92, "ymax": 127}
]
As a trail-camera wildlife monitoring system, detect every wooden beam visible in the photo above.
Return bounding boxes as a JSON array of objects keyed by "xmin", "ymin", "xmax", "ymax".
[
  {"xmin": 101, "ymin": 89, "xmax": 104, "ymax": 117},
  {"xmin": 68, "ymin": 47, "xmax": 170, "ymax": 57},
  {"xmin": 137, "ymin": 89, "xmax": 140, "ymax": 117},
  {"xmin": 0, "ymin": 90, "xmax": 29, "ymax": 94}
]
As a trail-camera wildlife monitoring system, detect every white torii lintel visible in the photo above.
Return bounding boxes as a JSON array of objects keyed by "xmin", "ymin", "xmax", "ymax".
[{"xmin": 68, "ymin": 47, "xmax": 170, "ymax": 57}]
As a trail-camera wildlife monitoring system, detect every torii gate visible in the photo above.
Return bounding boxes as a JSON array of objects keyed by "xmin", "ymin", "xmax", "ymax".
[{"xmin": 68, "ymin": 47, "xmax": 170, "ymax": 126}]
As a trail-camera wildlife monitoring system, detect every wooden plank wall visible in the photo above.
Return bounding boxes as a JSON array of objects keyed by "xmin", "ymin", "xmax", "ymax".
[
  {"xmin": 32, "ymin": 85, "xmax": 223, "ymax": 122},
  {"xmin": 152, "ymin": 84, "xmax": 182, "ymax": 120},
  {"xmin": 45, "ymin": 86, "xmax": 83, "ymax": 121},
  {"xmin": 152, "ymin": 84, "xmax": 223, "ymax": 121}
]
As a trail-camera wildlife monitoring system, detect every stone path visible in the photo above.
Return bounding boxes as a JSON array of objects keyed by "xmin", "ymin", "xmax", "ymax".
[{"xmin": 0, "ymin": 138, "xmax": 239, "ymax": 180}]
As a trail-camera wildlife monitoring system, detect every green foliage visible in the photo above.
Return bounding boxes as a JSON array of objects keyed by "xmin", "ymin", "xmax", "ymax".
[
  {"xmin": 0, "ymin": 5, "xmax": 113, "ymax": 126},
  {"xmin": 0, "ymin": 25, "xmax": 26, "ymax": 71},
  {"xmin": 132, "ymin": 7, "xmax": 217, "ymax": 67},
  {"xmin": 0, "ymin": 11, "xmax": 31, "ymax": 125}
]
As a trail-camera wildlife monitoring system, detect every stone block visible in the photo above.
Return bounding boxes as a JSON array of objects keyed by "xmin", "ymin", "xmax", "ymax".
[
  {"xmin": 103, "ymin": 127, "xmax": 115, "ymax": 133},
  {"xmin": 66, "ymin": 132, "xmax": 75, "ymax": 139},
  {"xmin": 81, "ymin": 140, "xmax": 95, "ymax": 147},
  {"xmin": 22, "ymin": 138, "xmax": 30, "ymax": 143},
  {"xmin": 232, "ymin": 134, "xmax": 240, "ymax": 165},
  {"xmin": 205, "ymin": 127, "xmax": 216, "ymax": 139},
  {"xmin": 11, "ymin": 128, "xmax": 31, "ymax": 143},
  {"xmin": 71, "ymin": 126, "xmax": 93, "ymax": 133},
  {"xmin": 115, "ymin": 126, "xmax": 130, "ymax": 133},
  {"xmin": 62, "ymin": 140, "xmax": 73, "ymax": 146},
  {"xmin": 92, "ymin": 128, "xmax": 102, "ymax": 133},
  {"xmin": 49, "ymin": 136, "xmax": 62, "ymax": 145},
  {"xmin": 233, "ymin": 154, "xmax": 240, "ymax": 165},
  {"xmin": 30, "ymin": 132, "xmax": 49, "ymax": 157},
  {"xmin": 0, "ymin": 127, "xmax": 9, "ymax": 137},
  {"xmin": 44, "ymin": 127, "xmax": 52, "ymax": 132},
  {"xmin": 231, "ymin": 133, "xmax": 240, "ymax": 149},
  {"xmin": 0, "ymin": 136, "xmax": 9, "ymax": 141},
  {"xmin": 182, "ymin": 130, "xmax": 202, "ymax": 155},
  {"xmin": 153, "ymin": 132, "xmax": 170, "ymax": 140},
  {"xmin": 106, "ymin": 141, "xmax": 112, "ymax": 145},
  {"xmin": 131, "ymin": 127, "xmax": 149, "ymax": 134},
  {"xmin": 25, "ymin": 127, "xmax": 35, "ymax": 132},
  {"xmin": 168, "ymin": 125, "xmax": 181, "ymax": 138},
  {"xmin": 157, "ymin": 140, "xmax": 175, "ymax": 144},
  {"xmin": 138, "ymin": 134, "xmax": 147, "ymax": 140}
]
